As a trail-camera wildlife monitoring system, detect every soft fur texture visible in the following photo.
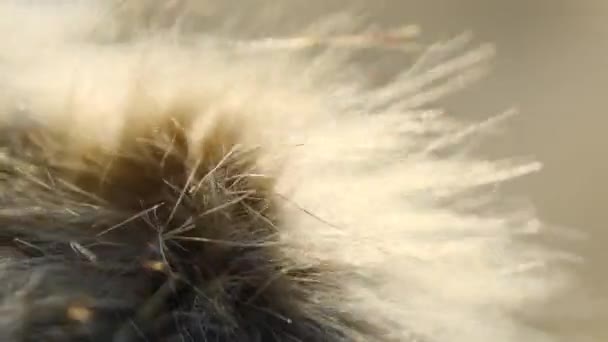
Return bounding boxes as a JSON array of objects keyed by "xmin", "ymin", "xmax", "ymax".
[{"xmin": 0, "ymin": 1, "xmax": 570, "ymax": 341}]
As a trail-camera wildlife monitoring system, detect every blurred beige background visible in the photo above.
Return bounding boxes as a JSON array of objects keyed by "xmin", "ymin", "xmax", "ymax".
[
  {"xmin": 374, "ymin": 1, "xmax": 607, "ymax": 340},
  {"xmin": 386, "ymin": 2, "xmax": 607, "ymax": 341}
]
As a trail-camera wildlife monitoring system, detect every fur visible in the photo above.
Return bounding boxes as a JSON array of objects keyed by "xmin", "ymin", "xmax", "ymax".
[{"xmin": 0, "ymin": 1, "xmax": 571, "ymax": 341}]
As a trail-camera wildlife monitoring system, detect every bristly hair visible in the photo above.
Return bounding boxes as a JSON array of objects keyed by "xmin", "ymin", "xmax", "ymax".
[{"xmin": 0, "ymin": 1, "xmax": 572, "ymax": 342}]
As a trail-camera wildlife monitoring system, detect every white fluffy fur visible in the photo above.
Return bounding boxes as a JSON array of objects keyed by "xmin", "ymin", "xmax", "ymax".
[{"xmin": 0, "ymin": 1, "xmax": 570, "ymax": 341}]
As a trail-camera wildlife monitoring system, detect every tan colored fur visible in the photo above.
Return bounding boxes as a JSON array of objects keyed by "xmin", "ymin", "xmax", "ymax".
[{"xmin": 0, "ymin": 1, "xmax": 572, "ymax": 341}]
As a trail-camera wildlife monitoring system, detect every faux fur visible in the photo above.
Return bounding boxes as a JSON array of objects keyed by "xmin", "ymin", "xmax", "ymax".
[{"xmin": 0, "ymin": 1, "xmax": 570, "ymax": 341}]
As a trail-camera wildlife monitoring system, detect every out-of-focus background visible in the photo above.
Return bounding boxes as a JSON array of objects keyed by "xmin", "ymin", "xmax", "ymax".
[
  {"xmin": 238, "ymin": 0, "xmax": 605, "ymax": 340},
  {"xmin": 385, "ymin": 2, "xmax": 607, "ymax": 341},
  {"xmin": 369, "ymin": 1, "xmax": 607, "ymax": 340}
]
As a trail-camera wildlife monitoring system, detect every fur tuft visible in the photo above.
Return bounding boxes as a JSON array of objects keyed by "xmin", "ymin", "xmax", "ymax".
[{"xmin": 0, "ymin": 1, "xmax": 570, "ymax": 341}]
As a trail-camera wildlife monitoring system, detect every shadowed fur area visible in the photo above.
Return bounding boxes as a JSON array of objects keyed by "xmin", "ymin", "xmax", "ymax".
[
  {"xmin": 0, "ymin": 1, "xmax": 573, "ymax": 341},
  {"xmin": 0, "ymin": 110, "xmax": 360, "ymax": 341}
]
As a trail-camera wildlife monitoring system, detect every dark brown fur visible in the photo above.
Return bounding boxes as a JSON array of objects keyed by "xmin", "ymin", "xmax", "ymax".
[{"xmin": 0, "ymin": 109, "xmax": 378, "ymax": 341}]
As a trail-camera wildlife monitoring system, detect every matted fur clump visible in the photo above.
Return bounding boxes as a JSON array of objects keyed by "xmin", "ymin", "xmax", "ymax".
[{"xmin": 0, "ymin": 1, "xmax": 569, "ymax": 341}]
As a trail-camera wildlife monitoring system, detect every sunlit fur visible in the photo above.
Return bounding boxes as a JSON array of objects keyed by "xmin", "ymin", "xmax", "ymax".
[{"xmin": 0, "ymin": 1, "xmax": 570, "ymax": 341}]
